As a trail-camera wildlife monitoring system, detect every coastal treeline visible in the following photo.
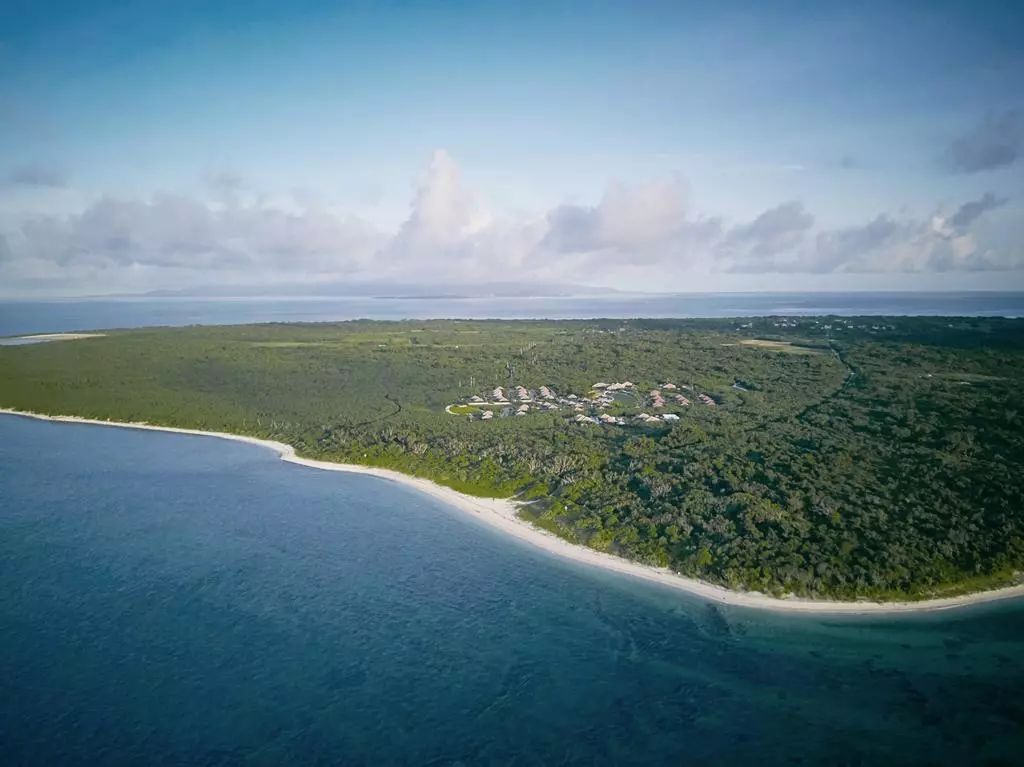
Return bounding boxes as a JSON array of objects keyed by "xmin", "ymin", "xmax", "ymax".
[{"xmin": 3, "ymin": 316, "xmax": 1023, "ymax": 601}]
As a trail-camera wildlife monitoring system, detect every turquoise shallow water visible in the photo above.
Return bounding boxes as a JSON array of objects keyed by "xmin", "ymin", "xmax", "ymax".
[{"xmin": 1, "ymin": 415, "xmax": 1023, "ymax": 765}]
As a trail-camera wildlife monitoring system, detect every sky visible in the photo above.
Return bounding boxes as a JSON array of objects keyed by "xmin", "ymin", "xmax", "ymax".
[{"xmin": 0, "ymin": 0, "xmax": 1022, "ymax": 297}]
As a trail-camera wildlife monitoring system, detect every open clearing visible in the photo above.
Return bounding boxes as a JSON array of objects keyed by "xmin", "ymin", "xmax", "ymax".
[{"xmin": 739, "ymin": 338, "xmax": 823, "ymax": 354}]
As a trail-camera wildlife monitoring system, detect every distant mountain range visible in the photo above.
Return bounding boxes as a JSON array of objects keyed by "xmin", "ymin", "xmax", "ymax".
[{"xmin": 138, "ymin": 281, "xmax": 634, "ymax": 299}]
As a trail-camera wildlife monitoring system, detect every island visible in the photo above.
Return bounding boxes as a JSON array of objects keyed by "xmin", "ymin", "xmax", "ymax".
[{"xmin": 2, "ymin": 316, "xmax": 1022, "ymax": 607}]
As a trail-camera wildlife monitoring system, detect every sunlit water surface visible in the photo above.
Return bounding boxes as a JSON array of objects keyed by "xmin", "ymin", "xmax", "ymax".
[{"xmin": 2, "ymin": 291, "xmax": 1023, "ymax": 337}]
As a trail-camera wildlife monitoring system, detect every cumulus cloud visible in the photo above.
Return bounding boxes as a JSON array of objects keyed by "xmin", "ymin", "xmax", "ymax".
[
  {"xmin": 540, "ymin": 178, "xmax": 721, "ymax": 267},
  {"xmin": 828, "ymin": 210, "xmax": 1004, "ymax": 273},
  {"xmin": 543, "ymin": 179, "xmax": 686, "ymax": 253},
  {"xmin": 717, "ymin": 192, "xmax": 1012, "ymax": 274},
  {"xmin": 718, "ymin": 201, "xmax": 813, "ymax": 271},
  {"xmin": 387, "ymin": 150, "xmax": 491, "ymax": 262},
  {"xmin": 813, "ymin": 214, "xmax": 924, "ymax": 272},
  {"xmin": 6, "ymin": 163, "xmax": 68, "ymax": 188},
  {"xmin": 945, "ymin": 192, "xmax": 1007, "ymax": 232},
  {"xmin": 376, "ymin": 149, "xmax": 554, "ymax": 280},
  {"xmin": 945, "ymin": 110, "xmax": 1023, "ymax": 173}
]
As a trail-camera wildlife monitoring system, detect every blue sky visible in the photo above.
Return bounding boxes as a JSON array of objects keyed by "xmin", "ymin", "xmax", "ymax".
[{"xmin": 1, "ymin": 0, "xmax": 1022, "ymax": 295}]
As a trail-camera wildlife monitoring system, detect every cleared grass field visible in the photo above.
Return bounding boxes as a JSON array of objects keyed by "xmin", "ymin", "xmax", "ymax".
[{"xmin": 739, "ymin": 338, "xmax": 824, "ymax": 354}]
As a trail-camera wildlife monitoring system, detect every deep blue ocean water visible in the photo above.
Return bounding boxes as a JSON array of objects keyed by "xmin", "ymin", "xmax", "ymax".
[
  {"xmin": 1, "ymin": 291, "xmax": 1023, "ymax": 336},
  {"xmin": 2, "ymin": 414, "xmax": 1023, "ymax": 765}
]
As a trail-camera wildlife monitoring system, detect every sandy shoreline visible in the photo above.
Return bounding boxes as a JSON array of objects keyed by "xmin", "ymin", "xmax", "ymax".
[
  {"xmin": 1, "ymin": 333, "xmax": 106, "ymax": 342},
  {"xmin": 3, "ymin": 407, "xmax": 1023, "ymax": 614}
]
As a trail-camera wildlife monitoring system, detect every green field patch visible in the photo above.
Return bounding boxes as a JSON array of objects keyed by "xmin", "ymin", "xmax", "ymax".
[
  {"xmin": 739, "ymin": 338, "xmax": 823, "ymax": 354},
  {"xmin": 447, "ymin": 404, "xmax": 482, "ymax": 415},
  {"xmin": 249, "ymin": 341, "xmax": 333, "ymax": 348},
  {"xmin": 933, "ymin": 372, "xmax": 1007, "ymax": 383}
]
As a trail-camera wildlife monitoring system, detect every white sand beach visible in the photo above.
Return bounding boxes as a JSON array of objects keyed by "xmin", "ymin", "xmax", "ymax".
[{"xmin": 3, "ymin": 407, "xmax": 1023, "ymax": 615}]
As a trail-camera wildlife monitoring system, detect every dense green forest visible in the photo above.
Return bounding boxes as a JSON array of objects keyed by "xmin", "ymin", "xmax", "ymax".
[{"xmin": 3, "ymin": 316, "xmax": 1023, "ymax": 601}]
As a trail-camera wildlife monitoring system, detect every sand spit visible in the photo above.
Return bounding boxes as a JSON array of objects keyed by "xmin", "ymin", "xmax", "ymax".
[{"xmin": 0, "ymin": 333, "xmax": 107, "ymax": 345}]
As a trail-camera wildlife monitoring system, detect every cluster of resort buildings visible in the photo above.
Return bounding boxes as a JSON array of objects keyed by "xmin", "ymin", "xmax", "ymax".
[
  {"xmin": 627, "ymin": 381, "xmax": 714, "ymax": 425},
  {"xmin": 736, "ymin": 317, "xmax": 896, "ymax": 334},
  {"xmin": 454, "ymin": 378, "xmax": 724, "ymax": 427},
  {"xmin": 645, "ymin": 382, "xmax": 700, "ymax": 409},
  {"xmin": 468, "ymin": 384, "xmax": 577, "ymax": 420}
]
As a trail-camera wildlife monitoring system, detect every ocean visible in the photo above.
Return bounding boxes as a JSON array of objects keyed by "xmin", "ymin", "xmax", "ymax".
[
  {"xmin": 1, "ymin": 414, "xmax": 1022, "ymax": 765},
  {"xmin": 1, "ymin": 291, "xmax": 1023, "ymax": 337}
]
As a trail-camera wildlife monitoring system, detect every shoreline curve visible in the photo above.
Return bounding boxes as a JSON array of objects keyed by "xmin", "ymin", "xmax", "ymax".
[{"xmin": 3, "ymin": 407, "xmax": 1022, "ymax": 615}]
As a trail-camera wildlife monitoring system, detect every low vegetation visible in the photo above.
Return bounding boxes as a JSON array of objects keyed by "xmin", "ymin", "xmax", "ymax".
[{"xmin": 3, "ymin": 316, "xmax": 1023, "ymax": 601}]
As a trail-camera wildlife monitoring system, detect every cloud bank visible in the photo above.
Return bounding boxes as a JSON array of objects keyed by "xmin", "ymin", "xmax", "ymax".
[
  {"xmin": 0, "ymin": 150, "xmax": 1019, "ymax": 295},
  {"xmin": 8, "ymin": 194, "xmax": 382, "ymax": 274}
]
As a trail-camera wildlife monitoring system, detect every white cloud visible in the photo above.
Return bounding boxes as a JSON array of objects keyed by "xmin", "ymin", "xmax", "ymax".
[
  {"xmin": 377, "ymin": 149, "xmax": 556, "ymax": 281},
  {"xmin": 389, "ymin": 151, "xmax": 488, "ymax": 255},
  {"xmin": 540, "ymin": 178, "xmax": 721, "ymax": 268},
  {"xmin": 543, "ymin": 179, "xmax": 687, "ymax": 252}
]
